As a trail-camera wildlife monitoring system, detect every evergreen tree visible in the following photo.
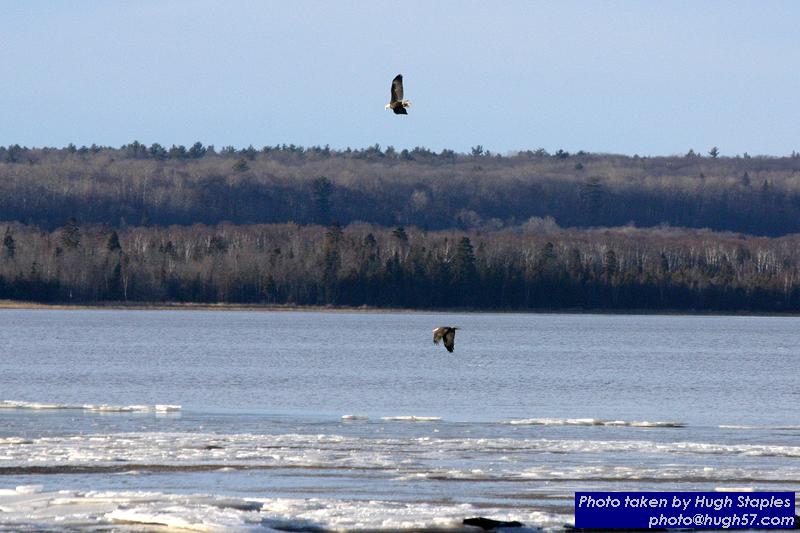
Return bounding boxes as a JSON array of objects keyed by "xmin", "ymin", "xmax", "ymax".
[
  {"xmin": 312, "ymin": 176, "xmax": 333, "ymax": 225},
  {"xmin": 188, "ymin": 142, "xmax": 207, "ymax": 159},
  {"xmin": 325, "ymin": 221, "xmax": 343, "ymax": 243},
  {"xmin": 240, "ymin": 145, "xmax": 258, "ymax": 160},
  {"xmin": 60, "ymin": 217, "xmax": 81, "ymax": 249},
  {"xmin": 207, "ymin": 235, "xmax": 227, "ymax": 255},
  {"xmin": 604, "ymin": 249, "xmax": 618, "ymax": 278},
  {"xmin": 540, "ymin": 241, "xmax": 556, "ymax": 262},
  {"xmin": 740, "ymin": 172, "xmax": 751, "ymax": 188},
  {"xmin": 124, "ymin": 140, "xmax": 148, "ymax": 159},
  {"xmin": 148, "ymin": 143, "xmax": 167, "ymax": 160},
  {"xmin": 106, "ymin": 230, "xmax": 122, "ymax": 252},
  {"xmin": 452, "ymin": 236, "xmax": 478, "ymax": 298},
  {"xmin": 536, "ymin": 241, "xmax": 557, "ymax": 276},
  {"xmin": 2, "ymin": 227, "xmax": 15, "ymax": 258},
  {"xmin": 5, "ymin": 144, "xmax": 24, "ymax": 163},
  {"xmin": 321, "ymin": 222, "xmax": 343, "ymax": 301},
  {"xmin": 580, "ymin": 177, "xmax": 606, "ymax": 224},
  {"xmin": 108, "ymin": 262, "xmax": 123, "ymax": 300},
  {"xmin": 168, "ymin": 144, "xmax": 188, "ymax": 159},
  {"xmin": 660, "ymin": 253, "xmax": 670, "ymax": 275},
  {"xmin": 392, "ymin": 226, "xmax": 408, "ymax": 242}
]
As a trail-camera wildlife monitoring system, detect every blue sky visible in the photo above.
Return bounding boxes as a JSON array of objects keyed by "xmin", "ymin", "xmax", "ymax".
[{"xmin": 1, "ymin": 1, "xmax": 798, "ymax": 155}]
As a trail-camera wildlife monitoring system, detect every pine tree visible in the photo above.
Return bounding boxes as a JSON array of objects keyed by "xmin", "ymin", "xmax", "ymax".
[
  {"xmin": 108, "ymin": 262, "xmax": 123, "ymax": 300},
  {"xmin": 148, "ymin": 143, "xmax": 167, "ymax": 160},
  {"xmin": 106, "ymin": 230, "xmax": 122, "ymax": 252},
  {"xmin": 312, "ymin": 176, "xmax": 333, "ymax": 225},
  {"xmin": 392, "ymin": 226, "xmax": 408, "ymax": 242},
  {"xmin": 60, "ymin": 217, "xmax": 80, "ymax": 248},
  {"xmin": 453, "ymin": 237, "xmax": 478, "ymax": 288},
  {"xmin": 188, "ymin": 142, "xmax": 207, "ymax": 159},
  {"xmin": 579, "ymin": 177, "xmax": 605, "ymax": 223},
  {"xmin": 2, "ymin": 227, "xmax": 15, "ymax": 258},
  {"xmin": 604, "ymin": 249, "xmax": 618, "ymax": 278},
  {"xmin": 321, "ymin": 222, "xmax": 342, "ymax": 302}
]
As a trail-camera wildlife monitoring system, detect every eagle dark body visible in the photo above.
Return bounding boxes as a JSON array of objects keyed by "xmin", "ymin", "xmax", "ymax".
[
  {"xmin": 386, "ymin": 74, "xmax": 411, "ymax": 114},
  {"xmin": 432, "ymin": 326, "xmax": 458, "ymax": 353}
]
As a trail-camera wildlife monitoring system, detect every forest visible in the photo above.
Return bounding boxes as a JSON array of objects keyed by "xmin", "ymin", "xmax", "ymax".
[
  {"xmin": 2, "ymin": 220, "xmax": 800, "ymax": 312},
  {"xmin": 2, "ymin": 142, "xmax": 800, "ymax": 311},
  {"xmin": 1, "ymin": 142, "xmax": 800, "ymax": 236}
]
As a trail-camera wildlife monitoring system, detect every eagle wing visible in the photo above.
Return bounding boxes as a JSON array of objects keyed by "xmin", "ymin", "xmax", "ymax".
[
  {"xmin": 432, "ymin": 326, "xmax": 446, "ymax": 345},
  {"xmin": 443, "ymin": 329, "xmax": 456, "ymax": 353},
  {"xmin": 390, "ymin": 74, "xmax": 404, "ymax": 104}
]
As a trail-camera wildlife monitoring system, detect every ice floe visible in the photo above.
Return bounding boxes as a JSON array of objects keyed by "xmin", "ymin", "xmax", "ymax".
[
  {"xmin": 507, "ymin": 417, "xmax": 685, "ymax": 427},
  {"xmin": 381, "ymin": 415, "xmax": 442, "ymax": 422},
  {"xmin": 1, "ymin": 399, "xmax": 181, "ymax": 413},
  {"xmin": 0, "ymin": 486, "xmax": 557, "ymax": 531}
]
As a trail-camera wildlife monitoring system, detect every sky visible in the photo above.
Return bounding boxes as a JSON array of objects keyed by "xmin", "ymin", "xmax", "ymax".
[{"xmin": 0, "ymin": 0, "xmax": 798, "ymax": 156}]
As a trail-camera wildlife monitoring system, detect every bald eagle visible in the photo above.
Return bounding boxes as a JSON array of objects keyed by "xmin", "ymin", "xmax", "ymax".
[
  {"xmin": 385, "ymin": 74, "xmax": 411, "ymax": 114},
  {"xmin": 432, "ymin": 326, "xmax": 458, "ymax": 353}
]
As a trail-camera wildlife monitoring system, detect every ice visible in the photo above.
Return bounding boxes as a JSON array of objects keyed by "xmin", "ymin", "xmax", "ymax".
[
  {"xmin": 84, "ymin": 404, "xmax": 152, "ymax": 412},
  {"xmin": 156, "ymin": 404, "xmax": 182, "ymax": 412},
  {"xmin": 2, "ymin": 432, "xmax": 797, "ymax": 465},
  {"xmin": 107, "ymin": 505, "xmax": 266, "ymax": 532},
  {"xmin": 14, "ymin": 485, "xmax": 43, "ymax": 494},
  {"xmin": 258, "ymin": 497, "xmax": 553, "ymax": 531},
  {"xmin": 0, "ymin": 437, "xmax": 33, "ymax": 445},
  {"xmin": 626, "ymin": 420, "xmax": 685, "ymax": 427},
  {"xmin": 381, "ymin": 415, "xmax": 442, "ymax": 422},
  {"xmin": 0, "ymin": 400, "xmax": 82, "ymax": 410},
  {"xmin": 0, "ymin": 489, "xmax": 279, "ymax": 531},
  {"xmin": 509, "ymin": 417, "xmax": 605, "ymax": 426},
  {"xmin": 2, "ymin": 431, "xmax": 799, "ymax": 479},
  {"xmin": 0, "ymin": 488, "xmax": 559, "ymax": 531},
  {"xmin": 1, "ymin": 399, "xmax": 182, "ymax": 414},
  {"xmin": 1, "ymin": 428, "xmax": 796, "ymax": 530},
  {"xmin": 507, "ymin": 417, "xmax": 684, "ymax": 427}
]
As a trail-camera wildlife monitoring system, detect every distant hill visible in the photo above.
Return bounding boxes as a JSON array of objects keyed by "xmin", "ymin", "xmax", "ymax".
[{"xmin": 1, "ymin": 142, "xmax": 800, "ymax": 236}]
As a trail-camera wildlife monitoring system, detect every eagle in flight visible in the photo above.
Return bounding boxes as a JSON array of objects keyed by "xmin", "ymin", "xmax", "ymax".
[
  {"xmin": 432, "ymin": 327, "xmax": 458, "ymax": 353},
  {"xmin": 385, "ymin": 74, "xmax": 411, "ymax": 115}
]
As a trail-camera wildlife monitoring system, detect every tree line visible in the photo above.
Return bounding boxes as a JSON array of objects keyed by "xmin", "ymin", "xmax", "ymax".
[
  {"xmin": 2, "ymin": 220, "xmax": 800, "ymax": 312},
  {"xmin": 1, "ymin": 143, "xmax": 800, "ymax": 235}
]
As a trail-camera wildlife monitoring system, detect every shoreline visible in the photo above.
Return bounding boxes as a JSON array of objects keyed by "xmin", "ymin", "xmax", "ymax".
[{"xmin": 0, "ymin": 299, "xmax": 798, "ymax": 317}]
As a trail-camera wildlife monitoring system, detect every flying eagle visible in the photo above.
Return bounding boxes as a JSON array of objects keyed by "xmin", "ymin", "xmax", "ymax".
[
  {"xmin": 385, "ymin": 74, "xmax": 411, "ymax": 114},
  {"xmin": 432, "ymin": 326, "xmax": 458, "ymax": 353}
]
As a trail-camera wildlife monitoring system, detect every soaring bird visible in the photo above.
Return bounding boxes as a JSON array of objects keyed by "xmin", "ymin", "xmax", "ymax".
[
  {"xmin": 432, "ymin": 326, "xmax": 458, "ymax": 353},
  {"xmin": 385, "ymin": 74, "xmax": 411, "ymax": 115}
]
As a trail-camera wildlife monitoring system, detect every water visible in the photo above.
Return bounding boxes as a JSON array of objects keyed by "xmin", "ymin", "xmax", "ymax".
[{"xmin": 0, "ymin": 309, "xmax": 797, "ymax": 531}]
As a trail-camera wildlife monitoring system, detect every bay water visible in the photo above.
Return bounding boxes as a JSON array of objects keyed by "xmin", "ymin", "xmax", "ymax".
[{"xmin": 0, "ymin": 309, "xmax": 797, "ymax": 531}]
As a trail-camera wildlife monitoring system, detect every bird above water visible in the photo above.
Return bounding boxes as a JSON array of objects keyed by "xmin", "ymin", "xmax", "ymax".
[
  {"xmin": 385, "ymin": 74, "xmax": 411, "ymax": 115},
  {"xmin": 432, "ymin": 326, "xmax": 458, "ymax": 353}
]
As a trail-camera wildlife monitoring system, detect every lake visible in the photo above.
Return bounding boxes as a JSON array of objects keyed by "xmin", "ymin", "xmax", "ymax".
[{"xmin": 0, "ymin": 309, "xmax": 798, "ymax": 531}]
